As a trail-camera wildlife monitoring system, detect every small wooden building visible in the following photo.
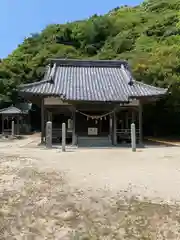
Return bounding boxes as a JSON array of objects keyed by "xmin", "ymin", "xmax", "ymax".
[
  {"xmin": 19, "ymin": 59, "xmax": 168, "ymax": 146},
  {"xmin": 0, "ymin": 105, "xmax": 31, "ymax": 135}
]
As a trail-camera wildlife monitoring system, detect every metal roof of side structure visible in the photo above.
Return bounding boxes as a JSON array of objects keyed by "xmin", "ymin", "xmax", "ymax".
[{"xmin": 19, "ymin": 59, "xmax": 168, "ymax": 102}]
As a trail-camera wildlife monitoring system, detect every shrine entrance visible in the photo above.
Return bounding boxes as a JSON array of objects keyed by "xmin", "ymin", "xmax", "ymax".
[{"xmin": 75, "ymin": 111, "xmax": 110, "ymax": 137}]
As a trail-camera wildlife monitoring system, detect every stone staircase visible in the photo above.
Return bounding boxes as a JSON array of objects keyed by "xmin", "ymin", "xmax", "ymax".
[{"xmin": 77, "ymin": 136, "xmax": 112, "ymax": 147}]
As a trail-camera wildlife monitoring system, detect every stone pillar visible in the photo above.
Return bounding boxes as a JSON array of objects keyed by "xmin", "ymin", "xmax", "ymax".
[
  {"xmin": 138, "ymin": 101, "xmax": 143, "ymax": 145},
  {"xmin": 72, "ymin": 110, "xmax": 76, "ymax": 145},
  {"xmin": 41, "ymin": 98, "xmax": 45, "ymax": 144},
  {"xmin": 62, "ymin": 123, "xmax": 66, "ymax": 152},
  {"xmin": 17, "ymin": 116, "xmax": 20, "ymax": 135},
  {"xmin": 131, "ymin": 123, "xmax": 136, "ymax": 152},
  {"xmin": 11, "ymin": 121, "xmax": 15, "ymax": 136},
  {"xmin": 113, "ymin": 111, "xmax": 117, "ymax": 145},
  {"xmin": 46, "ymin": 121, "xmax": 52, "ymax": 148}
]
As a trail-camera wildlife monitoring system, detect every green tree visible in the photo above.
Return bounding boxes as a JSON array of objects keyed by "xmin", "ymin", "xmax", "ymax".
[{"xmin": 1, "ymin": 0, "xmax": 180, "ymax": 135}]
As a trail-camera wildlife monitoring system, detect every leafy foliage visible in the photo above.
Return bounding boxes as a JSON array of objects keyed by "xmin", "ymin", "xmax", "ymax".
[{"xmin": 1, "ymin": 0, "xmax": 180, "ymax": 135}]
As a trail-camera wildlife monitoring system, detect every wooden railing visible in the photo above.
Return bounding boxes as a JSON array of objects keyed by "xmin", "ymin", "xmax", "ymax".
[
  {"xmin": 2, "ymin": 125, "xmax": 20, "ymax": 135},
  {"xmin": 52, "ymin": 128, "xmax": 62, "ymax": 139},
  {"xmin": 52, "ymin": 128, "xmax": 73, "ymax": 140},
  {"xmin": 116, "ymin": 128, "xmax": 140, "ymax": 140}
]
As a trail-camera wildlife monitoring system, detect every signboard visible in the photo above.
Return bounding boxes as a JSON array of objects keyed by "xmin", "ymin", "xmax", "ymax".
[{"xmin": 88, "ymin": 127, "xmax": 98, "ymax": 135}]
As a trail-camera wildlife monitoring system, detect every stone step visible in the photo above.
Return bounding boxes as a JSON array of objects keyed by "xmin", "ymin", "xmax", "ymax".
[{"xmin": 77, "ymin": 136, "xmax": 112, "ymax": 147}]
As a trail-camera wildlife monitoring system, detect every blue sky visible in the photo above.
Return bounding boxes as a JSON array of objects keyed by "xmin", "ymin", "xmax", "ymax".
[{"xmin": 0, "ymin": 0, "xmax": 141, "ymax": 59}]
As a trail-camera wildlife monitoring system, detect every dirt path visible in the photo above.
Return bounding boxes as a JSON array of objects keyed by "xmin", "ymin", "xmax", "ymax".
[
  {"xmin": 1, "ymin": 136, "xmax": 180, "ymax": 201},
  {"xmin": 1, "ymin": 138, "xmax": 180, "ymax": 239}
]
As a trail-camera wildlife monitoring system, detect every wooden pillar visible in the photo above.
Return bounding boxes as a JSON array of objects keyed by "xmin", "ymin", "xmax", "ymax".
[
  {"xmin": 121, "ymin": 112, "xmax": 124, "ymax": 129},
  {"xmin": 47, "ymin": 111, "xmax": 52, "ymax": 122},
  {"xmin": 109, "ymin": 114, "xmax": 113, "ymax": 144},
  {"xmin": 125, "ymin": 111, "xmax": 129, "ymax": 129},
  {"xmin": 41, "ymin": 98, "xmax": 45, "ymax": 144},
  {"xmin": 113, "ymin": 111, "xmax": 117, "ymax": 145},
  {"xmin": 132, "ymin": 109, "xmax": 135, "ymax": 123},
  {"xmin": 138, "ymin": 101, "xmax": 143, "ymax": 145},
  {"xmin": 28, "ymin": 113, "xmax": 31, "ymax": 133},
  {"xmin": 2, "ymin": 115, "xmax": 4, "ymax": 135},
  {"xmin": 72, "ymin": 110, "xmax": 76, "ymax": 145},
  {"xmin": 44, "ymin": 109, "xmax": 47, "ymax": 143}
]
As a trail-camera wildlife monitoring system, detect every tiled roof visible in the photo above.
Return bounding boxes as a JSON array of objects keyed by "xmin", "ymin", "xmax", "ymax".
[
  {"xmin": 0, "ymin": 104, "xmax": 31, "ymax": 115},
  {"xmin": 19, "ymin": 59, "xmax": 168, "ymax": 102},
  {"xmin": 0, "ymin": 106, "xmax": 22, "ymax": 114}
]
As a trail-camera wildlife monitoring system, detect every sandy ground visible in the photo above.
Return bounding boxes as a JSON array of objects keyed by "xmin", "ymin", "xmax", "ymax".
[
  {"xmin": 1, "ymin": 135, "xmax": 180, "ymax": 201},
  {"xmin": 1, "ymin": 135, "xmax": 180, "ymax": 239}
]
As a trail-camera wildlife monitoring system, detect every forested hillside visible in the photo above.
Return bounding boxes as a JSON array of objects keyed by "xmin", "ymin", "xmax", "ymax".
[{"xmin": 1, "ymin": 0, "xmax": 180, "ymax": 135}]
